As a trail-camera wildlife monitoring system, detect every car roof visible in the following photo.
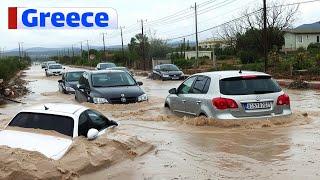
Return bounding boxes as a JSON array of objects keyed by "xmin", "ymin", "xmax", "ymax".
[
  {"xmin": 194, "ymin": 70, "xmax": 270, "ymax": 79},
  {"xmin": 159, "ymin": 64, "xmax": 176, "ymax": 66},
  {"xmin": 99, "ymin": 62, "xmax": 115, "ymax": 65},
  {"xmin": 90, "ymin": 69, "xmax": 126, "ymax": 74},
  {"xmin": 49, "ymin": 63, "xmax": 62, "ymax": 66},
  {"xmin": 65, "ymin": 70, "xmax": 85, "ymax": 73},
  {"xmin": 23, "ymin": 103, "xmax": 87, "ymax": 115}
]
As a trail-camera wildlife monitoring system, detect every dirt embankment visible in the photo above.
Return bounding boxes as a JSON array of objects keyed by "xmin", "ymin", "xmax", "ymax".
[{"xmin": 0, "ymin": 71, "xmax": 29, "ymax": 105}]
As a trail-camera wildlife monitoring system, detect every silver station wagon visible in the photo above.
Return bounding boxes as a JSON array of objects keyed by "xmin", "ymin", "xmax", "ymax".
[{"xmin": 165, "ymin": 71, "xmax": 291, "ymax": 120}]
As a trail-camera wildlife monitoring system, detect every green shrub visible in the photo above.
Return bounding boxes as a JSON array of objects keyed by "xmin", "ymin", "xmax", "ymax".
[
  {"xmin": 241, "ymin": 62, "xmax": 264, "ymax": 71},
  {"xmin": 307, "ymin": 43, "xmax": 320, "ymax": 54},
  {"xmin": 0, "ymin": 57, "xmax": 29, "ymax": 81},
  {"xmin": 238, "ymin": 51, "xmax": 258, "ymax": 64},
  {"xmin": 173, "ymin": 59, "xmax": 194, "ymax": 69}
]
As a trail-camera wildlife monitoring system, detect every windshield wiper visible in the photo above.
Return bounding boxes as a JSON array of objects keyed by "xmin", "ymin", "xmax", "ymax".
[{"xmin": 253, "ymin": 90, "xmax": 276, "ymax": 94}]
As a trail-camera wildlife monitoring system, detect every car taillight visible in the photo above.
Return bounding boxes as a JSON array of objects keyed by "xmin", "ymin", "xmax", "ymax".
[
  {"xmin": 277, "ymin": 94, "xmax": 290, "ymax": 106},
  {"xmin": 212, "ymin": 98, "xmax": 238, "ymax": 110}
]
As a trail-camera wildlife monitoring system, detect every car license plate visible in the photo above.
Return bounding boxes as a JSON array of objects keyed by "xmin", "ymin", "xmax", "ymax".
[{"xmin": 244, "ymin": 102, "xmax": 272, "ymax": 110}]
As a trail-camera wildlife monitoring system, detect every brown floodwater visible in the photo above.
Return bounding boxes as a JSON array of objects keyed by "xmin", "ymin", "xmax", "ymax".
[{"xmin": 1, "ymin": 65, "xmax": 320, "ymax": 180}]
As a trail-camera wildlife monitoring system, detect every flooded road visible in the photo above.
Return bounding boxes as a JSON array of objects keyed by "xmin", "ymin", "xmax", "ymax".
[{"xmin": 1, "ymin": 65, "xmax": 320, "ymax": 179}]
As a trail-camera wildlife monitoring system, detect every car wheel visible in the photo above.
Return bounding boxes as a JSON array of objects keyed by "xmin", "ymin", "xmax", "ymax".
[{"xmin": 164, "ymin": 103, "xmax": 170, "ymax": 109}]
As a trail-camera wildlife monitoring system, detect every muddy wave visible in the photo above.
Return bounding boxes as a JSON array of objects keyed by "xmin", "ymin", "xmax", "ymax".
[
  {"xmin": 82, "ymin": 98, "xmax": 311, "ymax": 129},
  {"xmin": 0, "ymin": 130, "xmax": 153, "ymax": 180}
]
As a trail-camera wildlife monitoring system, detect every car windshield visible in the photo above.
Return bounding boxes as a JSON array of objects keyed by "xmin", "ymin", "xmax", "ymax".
[
  {"xmin": 160, "ymin": 64, "xmax": 179, "ymax": 71},
  {"xmin": 100, "ymin": 63, "xmax": 116, "ymax": 69},
  {"xmin": 8, "ymin": 112, "xmax": 74, "ymax": 137},
  {"xmin": 91, "ymin": 72, "xmax": 136, "ymax": 87},
  {"xmin": 49, "ymin": 65, "xmax": 62, "ymax": 69},
  {"xmin": 219, "ymin": 76, "xmax": 282, "ymax": 95},
  {"xmin": 66, "ymin": 72, "xmax": 84, "ymax": 82}
]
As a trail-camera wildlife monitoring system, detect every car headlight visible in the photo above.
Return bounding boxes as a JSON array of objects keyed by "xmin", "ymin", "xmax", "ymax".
[
  {"xmin": 65, "ymin": 86, "xmax": 75, "ymax": 92},
  {"xmin": 138, "ymin": 94, "xmax": 148, "ymax": 102},
  {"xmin": 93, "ymin": 97, "xmax": 108, "ymax": 104},
  {"xmin": 162, "ymin": 74, "xmax": 169, "ymax": 77}
]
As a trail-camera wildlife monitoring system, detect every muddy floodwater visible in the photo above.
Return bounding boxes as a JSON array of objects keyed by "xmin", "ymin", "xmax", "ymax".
[{"xmin": 1, "ymin": 65, "xmax": 320, "ymax": 179}]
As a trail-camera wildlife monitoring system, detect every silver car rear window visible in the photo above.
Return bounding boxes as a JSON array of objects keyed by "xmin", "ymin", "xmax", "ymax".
[{"xmin": 219, "ymin": 75, "xmax": 281, "ymax": 95}]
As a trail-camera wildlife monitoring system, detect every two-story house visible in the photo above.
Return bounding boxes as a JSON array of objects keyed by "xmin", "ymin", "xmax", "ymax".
[{"xmin": 283, "ymin": 21, "xmax": 320, "ymax": 51}]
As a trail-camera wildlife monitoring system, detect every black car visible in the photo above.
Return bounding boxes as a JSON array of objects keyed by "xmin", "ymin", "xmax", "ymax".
[
  {"xmin": 152, "ymin": 64, "xmax": 184, "ymax": 81},
  {"xmin": 58, "ymin": 70, "xmax": 85, "ymax": 94},
  {"xmin": 75, "ymin": 70, "xmax": 148, "ymax": 104},
  {"xmin": 95, "ymin": 62, "xmax": 116, "ymax": 70}
]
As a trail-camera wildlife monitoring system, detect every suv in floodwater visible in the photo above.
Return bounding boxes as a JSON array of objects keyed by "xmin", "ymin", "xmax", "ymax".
[
  {"xmin": 58, "ymin": 70, "xmax": 85, "ymax": 94},
  {"xmin": 46, "ymin": 64, "xmax": 64, "ymax": 76},
  {"xmin": 165, "ymin": 71, "xmax": 291, "ymax": 120},
  {"xmin": 75, "ymin": 70, "xmax": 147, "ymax": 104},
  {"xmin": 152, "ymin": 64, "xmax": 184, "ymax": 81},
  {"xmin": 95, "ymin": 62, "xmax": 116, "ymax": 70}
]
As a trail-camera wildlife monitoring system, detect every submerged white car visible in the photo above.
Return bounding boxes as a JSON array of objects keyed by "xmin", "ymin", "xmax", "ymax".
[{"xmin": 0, "ymin": 104, "xmax": 117, "ymax": 160}]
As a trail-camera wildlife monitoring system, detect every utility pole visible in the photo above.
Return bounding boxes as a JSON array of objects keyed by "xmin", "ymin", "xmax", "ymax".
[
  {"xmin": 72, "ymin": 45, "xmax": 75, "ymax": 57},
  {"xmin": 120, "ymin": 26, "xmax": 125, "ymax": 66},
  {"xmin": 263, "ymin": 0, "xmax": 268, "ymax": 72},
  {"xmin": 183, "ymin": 38, "xmax": 186, "ymax": 59},
  {"xmin": 101, "ymin": 33, "xmax": 107, "ymax": 61},
  {"xmin": 86, "ymin": 40, "xmax": 90, "ymax": 62},
  {"xmin": 80, "ymin": 41, "xmax": 83, "ymax": 58},
  {"xmin": 139, "ymin": 19, "xmax": 147, "ymax": 70},
  {"xmin": 18, "ymin": 42, "xmax": 21, "ymax": 61},
  {"xmin": 192, "ymin": 2, "xmax": 199, "ymax": 67}
]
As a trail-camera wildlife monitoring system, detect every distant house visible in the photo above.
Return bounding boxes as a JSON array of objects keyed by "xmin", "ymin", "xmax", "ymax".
[
  {"xmin": 168, "ymin": 51, "xmax": 213, "ymax": 60},
  {"xmin": 199, "ymin": 38, "xmax": 228, "ymax": 49},
  {"xmin": 283, "ymin": 21, "xmax": 320, "ymax": 51}
]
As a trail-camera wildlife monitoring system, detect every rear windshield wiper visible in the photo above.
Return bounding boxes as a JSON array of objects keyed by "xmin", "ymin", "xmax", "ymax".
[{"xmin": 253, "ymin": 90, "xmax": 276, "ymax": 94}]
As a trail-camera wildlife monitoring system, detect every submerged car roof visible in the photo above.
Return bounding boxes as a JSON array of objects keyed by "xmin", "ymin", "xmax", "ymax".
[
  {"xmin": 24, "ymin": 103, "xmax": 87, "ymax": 115},
  {"xmin": 195, "ymin": 70, "xmax": 270, "ymax": 79}
]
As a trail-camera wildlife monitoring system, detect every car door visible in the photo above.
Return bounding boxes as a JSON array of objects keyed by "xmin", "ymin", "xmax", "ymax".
[
  {"xmin": 170, "ymin": 76, "xmax": 197, "ymax": 113},
  {"xmin": 60, "ymin": 73, "xmax": 66, "ymax": 91},
  {"xmin": 78, "ymin": 109, "xmax": 116, "ymax": 137},
  {"xmin": 76, "ymin": 73, "xmax": 90, "ymax": 102},
  {"xmin": 184, "ymin": 76, "xmax": 211, "ymax": 116}
]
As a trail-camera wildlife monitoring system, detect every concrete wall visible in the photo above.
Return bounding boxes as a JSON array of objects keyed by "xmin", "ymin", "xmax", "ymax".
[{"xmin": 184, "ymin": 51, "xmax": 212, "ymax": 60}]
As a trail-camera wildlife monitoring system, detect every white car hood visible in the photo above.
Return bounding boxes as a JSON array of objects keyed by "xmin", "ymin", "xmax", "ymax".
[{"xmin": 0, "ymin": 130, "xmax": 72, "ymax": 160}]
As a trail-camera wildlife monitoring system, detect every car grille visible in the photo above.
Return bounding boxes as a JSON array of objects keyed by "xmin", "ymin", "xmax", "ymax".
[
  {"xmin": 109, "ymin": 97, "xmax": 137, "ymax": 104},
  {"xmin": 169, "ymin": 74, "xmax": 180, "ymax": 77}
]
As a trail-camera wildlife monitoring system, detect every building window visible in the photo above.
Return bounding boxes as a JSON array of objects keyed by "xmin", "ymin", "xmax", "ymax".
[
  {"xmin": 317, "ymin": 36, "xmax": 319, "ymax": 43},
  {"xmin": 298, "ymin": 35, "xmax": 303, "ymax": 43}
]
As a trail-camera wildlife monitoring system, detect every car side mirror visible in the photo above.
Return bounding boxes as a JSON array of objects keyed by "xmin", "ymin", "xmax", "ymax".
[
  {"xmin": 169, "ymin": 88, "xmax": 177, "ymax": 94},
  {"xmin": 63, "ymin": 67, "xmax": 66, "ymax": 70},
  {"xmin": 137, "ymin": 81, "xmax": 143, "ymax": 86},
  {"xmin": 77, "ymin": 84, "xmax": 85, "ymax": 90},
  {"xmin": 45, "ymin": 68, "xmax": 48, "ymax": 71},
  {"xmin": 58, "ymin": 80, "xmax": 63, "ymax": 83},
  {"xmin": 87, "ymin": 128, "xmax": 99, "ymax": 140}
]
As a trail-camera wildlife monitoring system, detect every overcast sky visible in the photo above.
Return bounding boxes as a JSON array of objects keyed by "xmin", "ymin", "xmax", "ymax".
[{"xmin": 0, "ymin": 0, "xmax": 319, "ymax": 50}]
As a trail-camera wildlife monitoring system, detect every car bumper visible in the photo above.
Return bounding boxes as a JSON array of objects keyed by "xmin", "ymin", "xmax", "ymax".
[
  {"xmin": 162, "ymin": 76, "xmax": 183, "ymax": 80},
  {"xmin": 208, "ymin": 109, "xmax": 293, "ymax": 120}
]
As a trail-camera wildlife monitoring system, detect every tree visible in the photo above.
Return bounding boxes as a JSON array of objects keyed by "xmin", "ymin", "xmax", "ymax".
[{"xmin": 218, "ymin": 1, "xmax": 299, "ymax": 48}]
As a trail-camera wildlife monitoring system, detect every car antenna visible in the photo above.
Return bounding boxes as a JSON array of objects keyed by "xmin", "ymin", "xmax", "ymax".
[
  {"xmin": 239, "ymin": 69, "xmax": 242, "ymax": 74},
  {"xmin": 44, "ymin": 105, "xmax": 49, "ymax": 110}
]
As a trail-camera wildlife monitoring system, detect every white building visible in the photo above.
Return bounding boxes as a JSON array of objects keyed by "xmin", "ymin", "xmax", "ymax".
[
  {"xmin": 283, "ymin": 21, "xmax": 320, "ymax": 51},
  {"xmin": 199, "ymin": 38, "xmax": 228, "ymax": 49}
]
